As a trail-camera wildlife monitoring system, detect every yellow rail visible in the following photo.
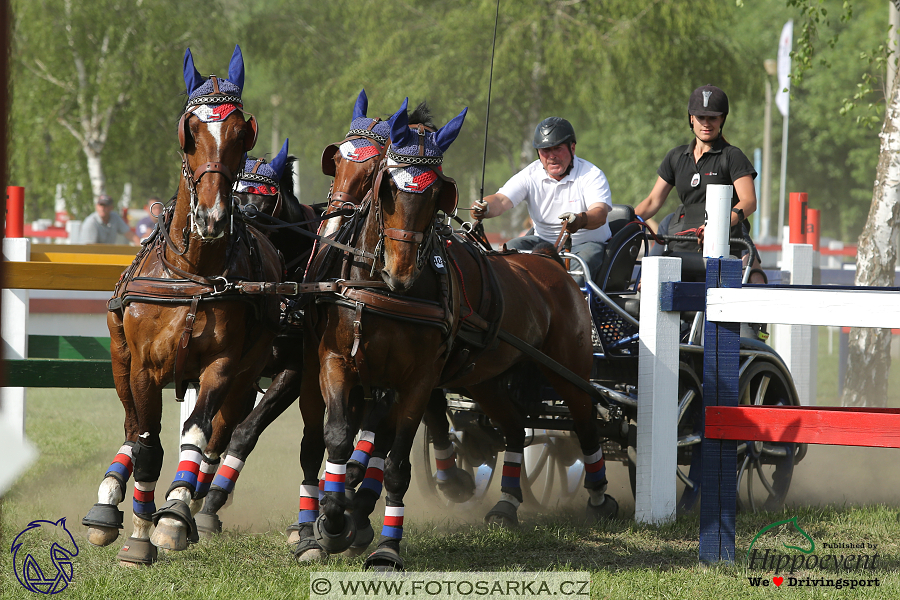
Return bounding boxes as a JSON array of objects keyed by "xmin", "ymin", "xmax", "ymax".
[
  {"xmin": 31, "ymin": 243, "xmax": 138, "ymax": 256},
  {"xmin": 3, "ymin": 262, "xmax": 125, "ymax": 291}
]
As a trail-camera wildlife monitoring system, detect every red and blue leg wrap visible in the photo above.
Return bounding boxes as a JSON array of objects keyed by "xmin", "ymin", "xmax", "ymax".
[
  {"xmin": 434, "ymin": 445, "xmax": 457, "ymax": 482},
  {"xmin": 172, "ymin": 444, "xmax": 203, "ymax": 493},
  {"xmin": 381, "ymin": 501, "xmax": 404, "ymax": 540},
  {"xmin": 210, "ymin": 453, "xmax": 245, "ymax": 495},
  {"xmin": 133, "ymin": 480, "xmax": 156, "ymax": 520},
  {"xmin": 323, "ymin": 461, "xmax": 346, "ymax": 494},
  {"xmin": 298, "ymin": 482, "xmax": 319, "ymax": 525},
  {"xmin": 500, "ymin": 451, "xmax": 523, "ymax": 490},
  {"xmin": 194, "ymin": 455, "xmax": 219, "ymax": 499},
  {"xmin": 349, "ymin": 431, "xmax": 375, "ymax": 468},
  {"xmin": 105, "ymin": 442, "xmax": 134, "ymax": 486},
  {"xmin": 583, "ymin": 446, "xmax": 607, "ymax": 487},
  {"xmin": 358, "ymin": 457, "xmax": 385, "ymax": 496}
]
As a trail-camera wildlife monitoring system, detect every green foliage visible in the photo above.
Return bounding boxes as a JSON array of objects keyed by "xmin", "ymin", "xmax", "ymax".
[{"xmin": 5, "ymin": 0, "xmax": 891, "ymax": 245}]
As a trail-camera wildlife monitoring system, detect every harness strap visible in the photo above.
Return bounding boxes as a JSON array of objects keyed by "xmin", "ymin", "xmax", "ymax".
[
  {"xmin": 351, "ymin": 302, "xmax": 371, "ymax": 396},
  {"xmin": 174, "ymin": 296, "xmax": 200, "ymax": 401}
]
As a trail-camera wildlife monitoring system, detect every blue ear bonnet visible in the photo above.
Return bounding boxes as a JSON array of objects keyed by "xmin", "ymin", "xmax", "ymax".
[
  {"xmin": 240, "ymin": 158, "xmax": 278, "ymax": 183},
  {"xmin": 189, "ymin": 77, "xmax": 242, "ymax": 102},
  {"xmin": 346, "ymin": 117, "xmax": 391, "ymax": 146},
  {"xmin": 389, "ymin": 130, "xmax": 444, "ymax": 160}
]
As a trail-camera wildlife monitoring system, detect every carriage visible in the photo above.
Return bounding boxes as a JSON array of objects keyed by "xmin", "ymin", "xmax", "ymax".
[{"xmin": 413, "ymin": 204, "xmax": 807, "ymax": 515}]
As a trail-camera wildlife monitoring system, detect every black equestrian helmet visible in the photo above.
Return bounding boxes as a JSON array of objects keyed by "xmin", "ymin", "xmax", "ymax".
[
  {"xmin": 688, "ymin": 85, "xmax": 729, "ymax": 117},
  {"xmin": 533, "ymin": 117, "xmax": 576, "ymax": 149}
]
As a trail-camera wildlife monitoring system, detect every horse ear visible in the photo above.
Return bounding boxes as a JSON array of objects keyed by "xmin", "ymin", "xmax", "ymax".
[
  {"xmin": 270, "ymin": 139, "xmax": 289, "ymax": 178},
  {"xmin": 228, "ymin": 45, "xmax": 245, "ymax": 91},
  {"xmin": 435, "ymin": 107, "xmax": 468, "ymax": 153},
  {"xmin": 353, "ymin": 89, "xmax": 368, "ymax": 120},
  {"xmin": 183, "ymin": 48, "xmax": 204, "ymax": 96},
  {"xmin": 388, "ymin": 97, "xmax": 411, "ymax": 147}
]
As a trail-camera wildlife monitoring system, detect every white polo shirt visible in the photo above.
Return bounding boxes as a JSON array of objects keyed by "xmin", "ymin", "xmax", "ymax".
[{"xmin": 497, "ymin": 156, "xmax": 612, "ymax": 245}]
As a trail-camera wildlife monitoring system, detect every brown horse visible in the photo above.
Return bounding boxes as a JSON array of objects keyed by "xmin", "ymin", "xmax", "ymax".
[
  {"xmin": 81, "ymin": 46, "xmax": 283, "ymax": 566},
  {"xmin": 303, "ymin": 100, "xmax": 617, "ymax": 571}
]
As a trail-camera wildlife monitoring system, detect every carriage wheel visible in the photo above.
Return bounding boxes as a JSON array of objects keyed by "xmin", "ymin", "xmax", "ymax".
[
  {"xmin": 412, "ymin": 420, "xmax": 498, "ymax": 508},
  {"xmin": 520, "ymin": 429, "xmax": 584, "ymax": 510},
  {"xmin": 628, "ymin": 362, "xmax": 704, "ymax": 514},
  {"xmin": 736, "ymin": 360, "xmax": 797, "ymax": 512}
]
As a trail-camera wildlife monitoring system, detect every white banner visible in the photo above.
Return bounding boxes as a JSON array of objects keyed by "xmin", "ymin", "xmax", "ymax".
[{"xmin": 776, "ymin": 20, "xmax": 793, "ymax": 117}]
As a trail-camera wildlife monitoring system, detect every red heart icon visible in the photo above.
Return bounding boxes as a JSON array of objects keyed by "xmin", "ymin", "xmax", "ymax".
[{"xmin": 773, "ymin": 577, "xmax": 784, "ymax": 586}]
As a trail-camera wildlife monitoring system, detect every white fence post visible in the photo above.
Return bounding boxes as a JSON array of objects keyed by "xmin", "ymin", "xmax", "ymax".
[
  {"xmin": 636, "ymin": 256, "xmax": 682, "ymax": 524},
  {"xmin": 774, "ymin": 243, "xmax": 816, "ymax": 405},
  {"xmin": 2, "ymin": 238, "xmax": 31, "ymax": 441}
]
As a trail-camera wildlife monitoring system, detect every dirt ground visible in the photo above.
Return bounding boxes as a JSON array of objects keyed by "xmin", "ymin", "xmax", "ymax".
[{"xmin": 7, "ymin": 387, "xmax": 900, "ymax": 537}]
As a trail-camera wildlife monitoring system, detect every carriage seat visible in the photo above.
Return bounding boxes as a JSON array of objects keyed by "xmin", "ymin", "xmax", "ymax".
[{"xmin": 606, "ymin": 204, "xmax": 635, "ymax": 237}]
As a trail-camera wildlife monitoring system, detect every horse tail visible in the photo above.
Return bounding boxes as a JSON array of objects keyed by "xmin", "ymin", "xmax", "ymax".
[{"xmin": 530, "ymin": 241, "xmax": 565, "ymax": 269}]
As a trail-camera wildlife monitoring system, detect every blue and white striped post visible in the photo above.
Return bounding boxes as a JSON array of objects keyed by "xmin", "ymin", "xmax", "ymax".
[{"xmin": 699, "ymin": 184, "xmax": 741, "ymax": 563}]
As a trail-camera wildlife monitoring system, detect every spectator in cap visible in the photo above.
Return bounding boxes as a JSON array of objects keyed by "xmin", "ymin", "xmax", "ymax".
[
  {"xmin": 635, "ymin": 84, "xmax": 765, "ymax": 283},
  {"xmin": 79, "ymin": 194, "xmax": 140, "ymax": 245},
  {"xmin": 470, "ymin": 116, "xmax": 612, "ymax": 286}
]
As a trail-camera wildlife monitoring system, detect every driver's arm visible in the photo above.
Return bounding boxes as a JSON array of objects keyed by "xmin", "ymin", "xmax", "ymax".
[
  {"xmin": 582, "ymin": 202, "xmax": 609, "ymax": 230},
  {"xmin": 472, "ymin": 192, "xmax": 514, "ymax": 219},
  {"xmin": 635, "ymin": 177, "xmax": 674, "ymax": 220}
]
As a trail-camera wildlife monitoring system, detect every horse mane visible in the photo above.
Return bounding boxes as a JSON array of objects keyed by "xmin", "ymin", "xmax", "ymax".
[
  {"xmin": 530, "ymin": 241, "xmax": 566, "ymax": 269},
  {"xmin": 408, "ymin": 101, "xmax": 436, "ymax": 129}
]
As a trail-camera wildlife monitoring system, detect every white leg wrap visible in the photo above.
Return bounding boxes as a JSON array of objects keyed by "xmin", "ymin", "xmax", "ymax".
[{"xmin": 500, "ymin": 492, "xmax": 521, "ymax": 509}]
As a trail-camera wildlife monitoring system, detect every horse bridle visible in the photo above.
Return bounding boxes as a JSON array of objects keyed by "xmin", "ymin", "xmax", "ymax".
[
  {"xmin": 370, "ymin": 125, "xmax": 456, "ymax": 272},
  {"xmin": 323, "ymin": 118, "xmax": 389, "ymax": 211},
  {"xmin": 237, "ymin": 159, "xmax": 283, "ymax": 219}
]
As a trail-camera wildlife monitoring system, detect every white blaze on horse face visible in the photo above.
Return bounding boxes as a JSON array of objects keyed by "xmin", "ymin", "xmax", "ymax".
[{"xmin": 206, "ymin": 121, "xmax": 225, "ymax": 153}]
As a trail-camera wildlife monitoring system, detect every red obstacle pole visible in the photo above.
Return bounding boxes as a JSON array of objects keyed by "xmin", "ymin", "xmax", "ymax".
[
  {"xmin": 6, "ymin": 186, "xmax": 24, "ymax": 238},
  {"xmin": 806, "ymin": 208, "xmax": 820, "ymax": 251},
  {"xmin": 788, "ymin": 192, "xmax": 807, "ymax": 244}
]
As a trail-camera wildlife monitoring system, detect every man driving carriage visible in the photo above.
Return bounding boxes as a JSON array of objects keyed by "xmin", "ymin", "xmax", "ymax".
[{"xmin": 471, "ymin": 116, "xmax": 612, "ymax": 285}]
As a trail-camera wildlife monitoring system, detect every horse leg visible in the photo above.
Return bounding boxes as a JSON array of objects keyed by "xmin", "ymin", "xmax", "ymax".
[
  {"xmin": 464, "ymin": 382, "xmax": 528, "ymax": 529},
  {"xmin": 151, "ymin": 364, "xmax": 250, "ymax": 551},
  {"xmin": 344, "ymin": 423, "xmax": 395, "ymax": 558},
  {"xmin": 540, "ymin": 368, "xmax": 618, "ymax": 520},
  {"xmin": 363, "ymin": 381, "xmax": 435, "ymax": 572},
  {"xmin": 84, "ymin": 314, "xmax": 139, "ymax": 548},
  {"xmin": 345, "ymin": 388, "xmax": 394, "ymax": 489},
  {"xmin": 313, "ymin": 359, "xmax": 359, "ymax": 555},
  {"xmin": 421, "ymin": 388, "xmax": 475, "ymax": 503},
  {"xmin": 284, "ymin": 365, "xmax": 328, "ymax": 563}
]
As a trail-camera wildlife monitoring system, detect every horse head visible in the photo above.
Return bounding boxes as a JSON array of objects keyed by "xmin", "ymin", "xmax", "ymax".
[
  {"xmin": 320, "ymin": 89, "xmax": 393, "ymax": 239},
  {"xmin": 375, "ymin": 98, "xmax": 466, "ymax": 292},
  {"xmin": 177, "ymin": 45, "xmax": 258, "ymax": 242},
  {"xmin": 234, "ymin": 138, "xmax": 290, "ymax": 219}
]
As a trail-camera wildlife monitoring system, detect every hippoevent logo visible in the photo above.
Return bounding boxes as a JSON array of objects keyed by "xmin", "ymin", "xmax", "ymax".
[
  {"xmin": 10, "ymin": 518, "xmax": 79, "ymax": 594},
  {"xmin": 746, "ymin": 516, "xmax": 880, "ymax": 591}
]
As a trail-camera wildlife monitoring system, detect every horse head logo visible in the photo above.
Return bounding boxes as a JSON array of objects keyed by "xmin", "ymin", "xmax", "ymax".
[
  {"xmin": 747, "ymin": 516, "xmax": 815, "ymax": 560},
  {"xmin": 11, "ymin": 518, "xmax": 80, "ymax": 595}
]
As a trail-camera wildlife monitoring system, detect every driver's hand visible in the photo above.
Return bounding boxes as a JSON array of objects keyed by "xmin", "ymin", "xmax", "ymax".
[
  {"xmin": 558, "ymin": 211, "xmax": 586, "ymax": 233},
  {"xmin": 472, "ymin": 200, "xmax": 489, "ymax": 220}
]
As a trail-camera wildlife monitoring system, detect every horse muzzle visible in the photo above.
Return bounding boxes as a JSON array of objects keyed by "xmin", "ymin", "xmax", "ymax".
[{"xmin": 191, "ymin": 202, "xmax": 229, "ymax": 240}]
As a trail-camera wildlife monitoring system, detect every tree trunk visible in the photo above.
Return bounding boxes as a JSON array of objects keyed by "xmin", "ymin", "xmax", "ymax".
[
  {"xmin": 85, "ymin": 148, "xmax": 106, "ymax": 201},
  {"xmin": 841, "ymin": 70, "xmax": 900, "ymax": 407}
]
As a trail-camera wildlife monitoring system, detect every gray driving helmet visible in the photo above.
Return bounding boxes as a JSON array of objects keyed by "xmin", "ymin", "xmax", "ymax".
[{"xmin": 533, "ymin": 117, "xmax": 576, "ymax": 149}]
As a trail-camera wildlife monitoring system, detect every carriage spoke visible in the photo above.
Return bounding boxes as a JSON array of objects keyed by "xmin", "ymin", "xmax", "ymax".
[{"xmin": 753, "ymin": 375, "xmax": 771, "ymax": 406}]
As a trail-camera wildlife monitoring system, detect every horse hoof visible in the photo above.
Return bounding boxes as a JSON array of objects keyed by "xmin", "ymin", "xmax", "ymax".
[
  {"xmin": 364, "ymin": 546, "xmax": 404, "ymax": 572},
  {"xmin": 86, "ymin": 526, "xmax": 120, "ymax": 547},
  {"xmin": 586, "ymin": 494, "xmax": 618, "ymax": 521},
  {"xmin": 151, "ymin": 517, "xmax": 188, "ymax": 551},
  {"xmin": 313, "ymin": 512, "xmax": 356, "ymax": 554},
  {"xmin": 484, "ymin": 500, "xmax": 519, "ymax": 528},
  {"xmin": 116, "ymin": 536, "xmax": 158, "ymax": 566},
  {"xmin": 195, "ymin": 512, "xmax": 222, "ymax": 538},
  {"xmin": 291, "ymin": 537, "xmax": 327, "ymax": 563},
  {"xmin": 82, "ymin": 503, "xmax": 123, "ymax": 547},
  {"xmin": 150, "ymin": 499, "xmax": 198, "ymax": 551},
  {"xmin": 343, "ymin": 522, "xmax": 375, "ymax": 557},
  {"xmin": 437, "ymin": 467, "xmax": 476, "ymax": 503}
]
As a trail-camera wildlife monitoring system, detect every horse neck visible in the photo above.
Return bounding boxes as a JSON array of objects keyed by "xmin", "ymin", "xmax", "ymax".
[{"xmin": 165, "ymin": 178, "xmax": 231, "ymax": 275}]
